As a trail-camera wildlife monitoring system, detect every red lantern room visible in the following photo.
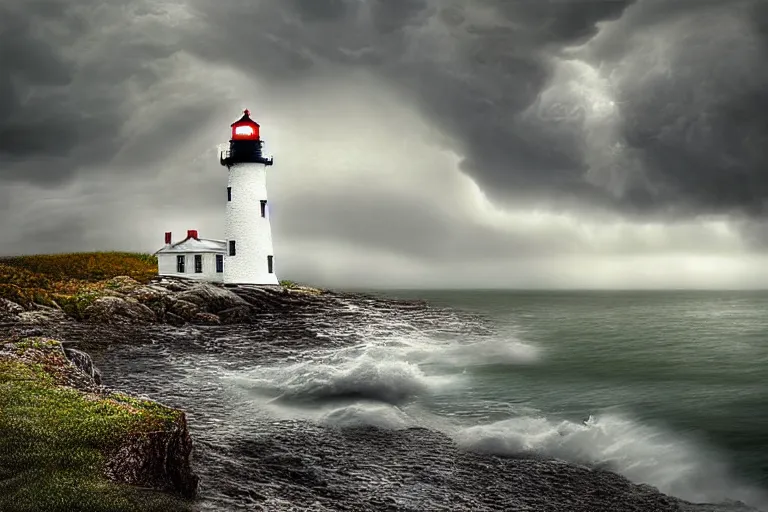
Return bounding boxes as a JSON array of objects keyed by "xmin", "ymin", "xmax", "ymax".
[
  {"xmin": 230, "ymin": 109, "xmax": 260, "ymax": 141},
  {"xmin": 220, "ymin": 108, "xmax": 273, "ymax": 168}
]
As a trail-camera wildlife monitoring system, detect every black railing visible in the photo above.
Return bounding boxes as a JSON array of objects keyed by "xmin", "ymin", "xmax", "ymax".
[{"xmin": 220, "ymin": 140, "xmax": 274, "ymax": 167}]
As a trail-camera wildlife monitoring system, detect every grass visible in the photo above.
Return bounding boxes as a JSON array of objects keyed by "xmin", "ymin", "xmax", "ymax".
[
  {"xmin": 0, "ymin": 252, "xmax": 158, "ymax": 312},
  {"xmin": 0, "ymin": 252, "xmax": 158, "ymax": 283},
  {"xmin": 0, "ymin": 339, "xmax": 192, "ymax": 512}
]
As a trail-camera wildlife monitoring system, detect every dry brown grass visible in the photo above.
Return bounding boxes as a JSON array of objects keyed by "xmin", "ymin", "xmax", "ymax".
[{"xmin": 0, "ymin": 252, "xmax": 157, "ymax": 309}]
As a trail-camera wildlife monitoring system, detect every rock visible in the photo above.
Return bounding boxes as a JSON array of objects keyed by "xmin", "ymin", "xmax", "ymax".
[
  {"xmin": 219, "ymin": 305, "xmax": 255, "ymax": 324},
  {"xmin": 63, "ymin": 346, "xmax": 102, "ymax": 385},
  {"xmin": 128, "ymin": 286, "xmax": 168, "ymax": 304},
  {"xmin": 166, "ymin": 312, "xmax": 187, "ymax": 327},
  {"xmin": 104, "ymin": 411, "xmax": 199, "ymax": 498},
  {"xmin": 165, "ymin": 298, "xmax": 201, "ymax": 322},
  {"xmin": 175, "ymin": 283, "xmax": 248, "ymax": 314},
  {"xmin": 18, "ymin": 305, "xmax": 72, "ymax": 325},
  {"xmin": 83, "ymin": 296, "xmax": 157, "ymax": 324},
  {"xmin": 0, "ymin": 298, "xmax": 24, "ymax": 322},
  {"xmin": 193, "ymin": 312, "xmax": 221, "ymax": 325}
]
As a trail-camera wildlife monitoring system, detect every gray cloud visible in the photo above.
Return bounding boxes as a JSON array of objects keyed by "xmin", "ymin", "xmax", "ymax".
[
  {"xmin": 3, "ymin": 0, "xmax": 768, "ymax": 287},
  {"xmin": 176, "ymin": 0, "xmax": 768, "ymax": 219}
]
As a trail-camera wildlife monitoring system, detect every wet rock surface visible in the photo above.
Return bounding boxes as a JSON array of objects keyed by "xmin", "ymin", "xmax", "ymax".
[{"xmin": 205, "ymin": 424, "xmax": 683, "ymax": 512}]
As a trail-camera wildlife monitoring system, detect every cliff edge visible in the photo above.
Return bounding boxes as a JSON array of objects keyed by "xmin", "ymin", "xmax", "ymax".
[{"xmin": 0, "ymin": 337, "xmax": 198, "ymax": 512}]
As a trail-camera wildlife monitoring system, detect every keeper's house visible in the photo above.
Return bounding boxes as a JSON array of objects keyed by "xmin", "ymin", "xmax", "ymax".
[{"xmin": 155, "ymin": 230, "xmax": 225, "ymax": 282}]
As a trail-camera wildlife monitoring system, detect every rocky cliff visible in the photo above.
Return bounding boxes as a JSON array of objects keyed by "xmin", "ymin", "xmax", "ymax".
[{"xmin": 0, "ymin": 336, "xmax": 198, "ymax": 512}]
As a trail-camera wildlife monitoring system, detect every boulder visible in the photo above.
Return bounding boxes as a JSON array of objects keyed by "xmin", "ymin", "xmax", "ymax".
[
  {"xmin": 219, "ymin": 305, "xmax": 255, "ymax": 324},
  {"xmin": 83, "ymin": 296, "xmax": 157, "ymax": 324},
  {"xmin": 63, "ymin": 346, "xmax": 102, "ymax": 385},
  {"xmin": 193, "ymin": 312, "xmax": 221, "ymax": 325},
  {"xmin": 18, "ymin": 305, "xmax": 72, "ymax": 325},
  {"xmin": 0, "ymin": 298, "xmax": 24, "ymax": 322},
  {"xmin": 164, "ymin": 298, "xmax": 201, "ymax": 322},
  {"xmin": 175, "ymin": 283, "xmax": 248, "ymax": 314}
]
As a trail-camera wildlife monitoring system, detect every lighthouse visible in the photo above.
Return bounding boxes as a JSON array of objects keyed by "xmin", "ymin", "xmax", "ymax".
[{"xmin": 219, "ymin": 109, "xmax": 278, "ymax": 285}]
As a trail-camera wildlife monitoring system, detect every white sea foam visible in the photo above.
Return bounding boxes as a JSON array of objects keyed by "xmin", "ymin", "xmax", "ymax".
[
  {"xmin": 453, "ymin": 413, "xmax": 768, "ymax": 508},
  {"xmin": 320, "ymin": 403, "xmax": 413, "ymax": 429},
  {"xmin": 223, "ymin": 318, "xmax": 766, "ymax": 511},
  {"xmin": 227, "ymin": 349, "xmax": 463, "ymax": 407}
]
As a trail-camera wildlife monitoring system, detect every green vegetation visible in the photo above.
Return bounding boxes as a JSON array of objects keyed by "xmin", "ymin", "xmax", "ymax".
[
  {"xmin": 0, "ymin": 252, "xmax": 158, "ymax": 311},
  {"xmin": 0, "ymin": 339, "xmax": 191, "ymax": 512}
]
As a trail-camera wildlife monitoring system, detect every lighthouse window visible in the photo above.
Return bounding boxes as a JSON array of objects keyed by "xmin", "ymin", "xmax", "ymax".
[
  {"xmin": 229, "ymin": 240, "xmax": 236, "ymax": 256},
  {"xmin": 194, "ymin": 255, "xmax": 203, "ymax": 273},
  {"xmin": 267, "ymin": 255, "xmax": 274, "ymax": 274},
  {"xmin": 227, "ymin": 187, "xmax": 232, "ymax": 202},
  {"xmin": 176, "ymin": 255, "xmax": 185, "ymax": 273},
  {"xmin": 260, "ymin": 200, "xmax": 267, "ymax": 218},
  {"xmin": 216, "ymin": 254, "xmax": 223, "ymax": 273}
]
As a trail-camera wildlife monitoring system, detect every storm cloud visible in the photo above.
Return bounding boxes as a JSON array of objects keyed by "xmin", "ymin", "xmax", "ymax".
[{"xmin": 2, "ymin": 0, "xmax": 768, "ymax": 288}]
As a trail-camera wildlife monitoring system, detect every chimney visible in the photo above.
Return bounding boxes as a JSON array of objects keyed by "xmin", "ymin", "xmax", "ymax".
[
  {"xmin": 165, "ymin": 232, "xmax": 172, "ymax": 245},
  {"xmin": 187, "ymin": 229, "xmax": 199, "ymax": 240}
]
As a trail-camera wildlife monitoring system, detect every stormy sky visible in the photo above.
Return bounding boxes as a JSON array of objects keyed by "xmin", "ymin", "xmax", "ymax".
[{"xmin": 2, "ymin": 0, "xmax": 768, "ymax": 288}]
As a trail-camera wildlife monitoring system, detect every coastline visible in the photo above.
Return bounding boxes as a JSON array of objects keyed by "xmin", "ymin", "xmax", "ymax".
[{"xmin": 0, "ymin": 258, "xmax": 760, "ymax": 511}]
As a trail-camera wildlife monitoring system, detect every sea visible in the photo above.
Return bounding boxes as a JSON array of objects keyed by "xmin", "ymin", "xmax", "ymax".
[{"xmin": 85, "ymin": 290, "xmax": 768, "ymax": 511}]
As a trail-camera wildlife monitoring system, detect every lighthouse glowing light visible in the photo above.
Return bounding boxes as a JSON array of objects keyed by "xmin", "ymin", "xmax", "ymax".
[
  {"xmin": 219, "ymin": 109, "xmax": 278, "ymax": 285},
  {"xmin": 234, "ymin": 125, "xmax": 255, "ymax": 137}
]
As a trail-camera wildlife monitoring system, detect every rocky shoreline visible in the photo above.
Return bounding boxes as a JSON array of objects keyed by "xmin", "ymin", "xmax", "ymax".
[
  {"xmin": 0, "ymin": 276, "xmax": 430, "ymax": 510},
  {"xmin": 0, "ymin": 275, "xmax": 339, "ymax": 328},
  {"xmin": 1, "ymin": 277, "xmax": 762, "ymax": 511}
]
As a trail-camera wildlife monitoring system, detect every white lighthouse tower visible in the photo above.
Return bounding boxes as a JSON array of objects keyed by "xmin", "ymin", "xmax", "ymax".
[{"xmin": 219, "ymin": 109, "xmax": 279, "ymax": 285}]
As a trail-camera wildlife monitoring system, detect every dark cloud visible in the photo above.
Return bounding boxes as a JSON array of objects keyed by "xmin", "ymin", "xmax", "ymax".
[
  {"xmin": 0, "ymin": 0, "xmax": 196, "ymax": 186},
  {"xmin": 3, "ymin": 0, "xmax": 768, "ymax": 277},
  {"xmin": 179, "ymin": 0, "xmax": 768, "ymax": 219}
]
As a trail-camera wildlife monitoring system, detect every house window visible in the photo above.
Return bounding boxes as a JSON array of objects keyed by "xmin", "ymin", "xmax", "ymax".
[
  {"xmin": 216, "ymin": 254, "xmax": 223, "ymax": 273},
  {"xmin": 260, "ymin": 200, "xmax": 267, "ymax": 218},
  {"xmin": 194, "ymin": 255, "xmax": 203, "ymax": 273},
  {"xmin": 227, "ymin": 187, "xmax": 232, "ymax": 202},
  {"xmin": 229, "ymin": 240, "xmax": 236, "ymax": 256},
  {"xmin": 267, "ymin": 255, "xmax": 274, "ymax": 274},
  {"xmin": 176, "ymin": 255, "xmax": 185, "ymax": 273}
]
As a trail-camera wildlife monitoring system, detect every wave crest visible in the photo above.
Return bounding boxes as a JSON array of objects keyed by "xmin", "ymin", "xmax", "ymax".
[{"xmin": 454, "ymin": 413, "xmax": 768, "ymax": 508}]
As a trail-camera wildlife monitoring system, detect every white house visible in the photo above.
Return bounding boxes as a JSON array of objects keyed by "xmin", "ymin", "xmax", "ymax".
[{"xmin": 155, "ymin": 230, "xmax": 226, "ymax": 282}]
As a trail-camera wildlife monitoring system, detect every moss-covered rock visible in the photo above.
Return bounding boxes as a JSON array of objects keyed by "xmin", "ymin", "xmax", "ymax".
[{"xmin": 0, "ymin": 338, "xmax": 198, "ymax": 512}]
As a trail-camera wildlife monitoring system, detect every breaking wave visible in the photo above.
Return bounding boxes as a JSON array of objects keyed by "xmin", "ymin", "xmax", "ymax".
[
  {"xmin": 454, "ymin": 413, "xmax": 768, "ymax": 509},
  {"xmin": 219, "ymin": 310, "xmax": 766, "ymax": 511}
]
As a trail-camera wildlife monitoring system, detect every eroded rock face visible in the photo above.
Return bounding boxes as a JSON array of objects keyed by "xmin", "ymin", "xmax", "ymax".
[
  {"xmin": 0, "ymin": 338, "xmax": 199, "ymax": 499},
  {"xmin": 104, "ymin": 413, "xmax": 199, "ymax": 499}
]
